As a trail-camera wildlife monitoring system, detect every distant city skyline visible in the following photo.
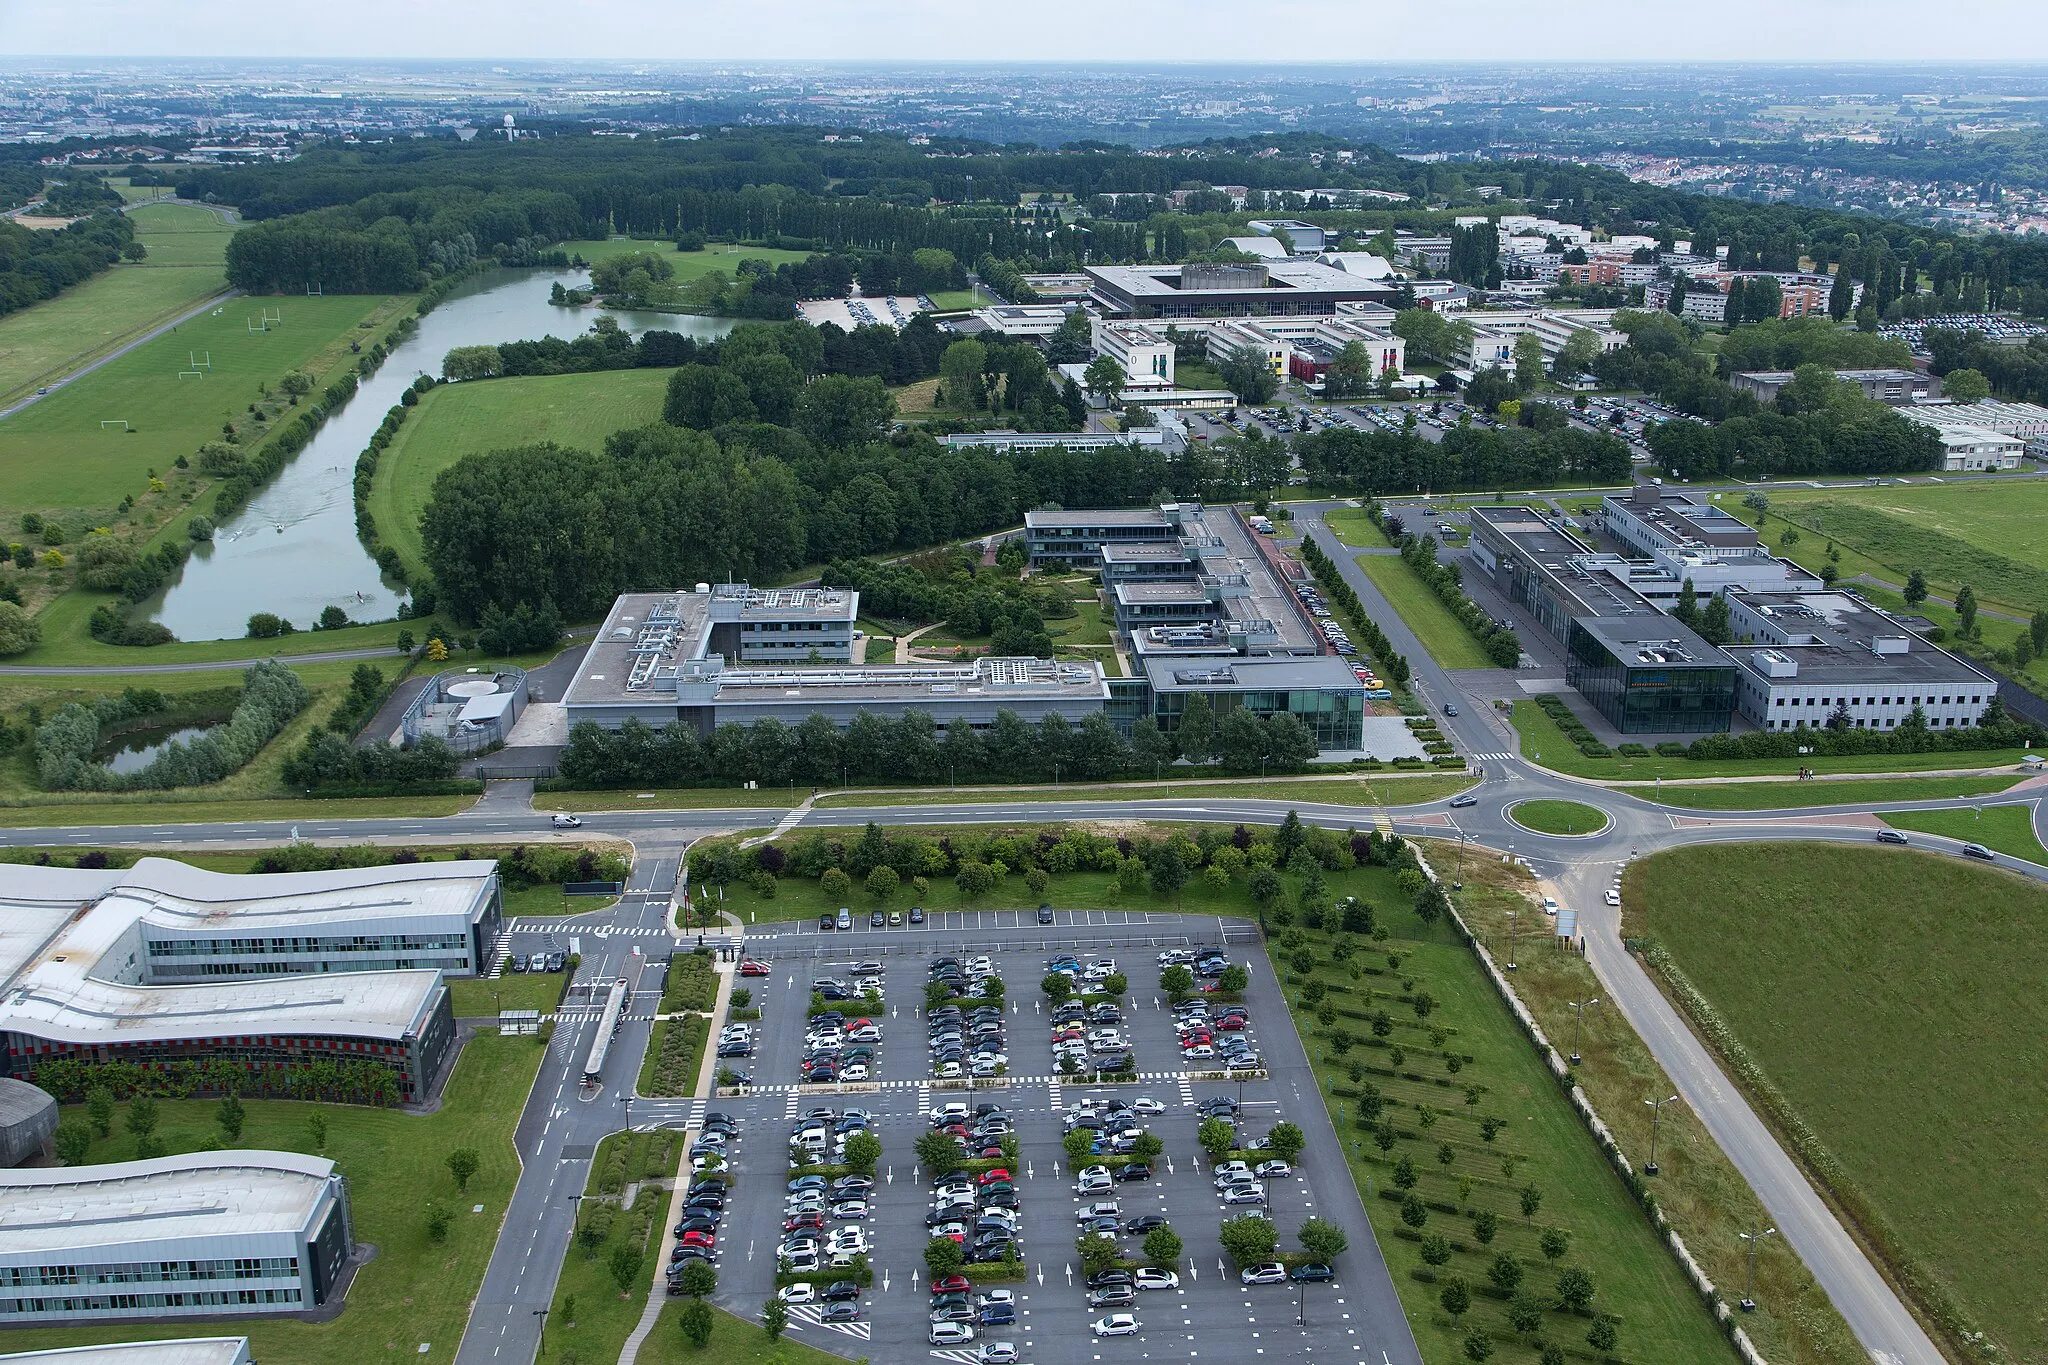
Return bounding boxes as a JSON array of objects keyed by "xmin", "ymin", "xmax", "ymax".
[{"xmin": 4, "ymin": 0, "xmax": 2048, "ymax": 63}]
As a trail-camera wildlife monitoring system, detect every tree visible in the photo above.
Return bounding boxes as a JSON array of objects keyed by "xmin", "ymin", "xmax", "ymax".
[
  {"xmin": 792, "ymin": 374, "xmax": 896, "ymax": 449},
  {"xmin": 86, "ymin": 1087, "xmax": 114, "ymax": 1139},
  {"xmin": 1218, "ymin": 343, "xmax": 1279, "ymax": 405},
  {"xmin": 607, "ymin": 1242, "xmax": 643, "ymax": 1295},
  {"xmin": 955, "ymin": 861, "xmax": 995, "ymax": 904},
  {"xmin": 1400, "ymin": 1193, "xmax": 1428, "ymax": 1229},
  {"xmin": 1176, "ymin": 693, "xmax": 1215, "ymax": 763},
  {"xmin": 446, "ymin": 1147, "xmax": 480, "ymax": 1191},
  {"xmin": 1673, "ymin": 577, "xmax": 1699, "ymax": 626},
  {"xmin": 1063, "ymin": 1126, "xmax": 1097, "ymax": 1167},
  {"xmin": 1161, "ymin": 963, "xmax": 1195, "ymax": 998},
  {"xmin": 425, "ymin": 1204, "xmax": 453, "ymax": 1242},
  {"xmin": 1956, "ymin": 583, "xmax": 1978, "ymax": 637},
  {"xmin": 1268, "ymin": 1121, "xmax": 1307, "ymax": 1164},
  {"xmin": 1076, "ymin": 1232, "xmax": 1122, "ymax": 1274},
  {"xmin": 1247, "ymin": 868, "xmax": 1284, "ymax": 918},
  {"xmin": 1082, "ymin": 354, "xmax": 1127, "ymax": 407},
  {"xmin": 916, "ymin": 1130, "xmax": 965, "ymax": 1172},
  {"xmin": 1041, "ymin": 971, "xmax": 1073, "ymax": 1004},
  {"xmin": 1463, "ymin": 1330, "xmax": 1495, "ymax": 1362},
  {"xmin": 1439, "ymin": 1276, "xmax": 1471, "ymax": 1322},
  {"xmin": 843, "ymin": 1131, "xmax": 882, "ymax": 1175},
  {"xmin": 1698, "ymin": 591, "xmax": 1732, "ymax": 645},
  {"xmin": 126, "ymin": 1095, "xmax": 158, "ymax": 1140},
  {"xmin": 1540, "ymin": 1228, "xmax": 1570, "ymax": 1262},
  {"xmin": 1473, "ymin": 1209, "xmax": 1499, "ymax": 1244},
  {"xmin": 761, "ymin": 1295, "xmax": 788, "ymax": 1341},
  {"xmin": 1144, "ymin": 1224, "xmax": 1184, "ymax": 1268},
  {"xmin": 1218, "ymin": 1214, "xmax": 1278, "ymax": 1264},
  {"xmin": 1420, "ymin": 1233, "xmax": 1452, "ymax": 1266},
  {"xmin": 1198, "ymin": 1116, "xmax": 1236, "ymax": 1160},
  {"xmin": 820, "ymin": 867, "xmax": 853, "ymax": 900},
  {"xmin": 1488, "ymin": 1251, "xmax": 1524, "ymax": 1294},
  {"xmin": 217, "ymin": 1094, "xmax": 245, "ymax": 1142},
  {"xmin": 1904, "ymin": 569, "xmax": 1929, "ymax": 606},
  {"xmin": 677, "ymin": 1297, "xmax": 714, "ymax": 1349},
  {"xmin": 1149, "ymin": 841, "xmax": 1190, "ymax": 907},
  {"xmin": 1587, "ymin": 1316, "xmax": 1619, "ymax": 1355},
  {"xmin": 1219, "ymin": 964, "xmax": 1249, "ymax": 993},
  {"xmin": 940, "ymin": 339, "xmax": 989, "ymax": 410},
  {"xmin": 1298, "ymin": 1217, "xmax": 1348, "ymax": 1263},
  {"xmin": 1827, "ymin": 263, "xmax": 1855, "ymax": 321},
  {"xmin": 864, "ymin": 865, "xmax": 899, "ymax": 901},
  {"xmin": 0, "ymin": 601, "xmax": 41, "ymax": 656},
  {"xmin": 1942, "ymin": 367, "xmax": 1990, "ymax": 403},
  {"xmin": 676, "ymin": 1259, "xmax": 717, "ymax": 1298},
  {"xmin": 1512, "ymin": 333, "xmax": 1546, "ymax": 392},
  {"xmin": 1507, "ymin": 1289, "xmax": 1545, "ymax": 1335},
  {"xmin": 1554, "ymin": 1264, "xmax": 1595, "ymax": 1313},
  {"xmin": 54, "ymin": 1121, "xmax": 91, "ymax": 1165},
  {"xmin": 924, "ymin": 1235, "xmax": 965, "ymax": 1276},
  {"xmin": 1520, "ymin": 1184, "xmax": 1543, "ymax": 1221}
]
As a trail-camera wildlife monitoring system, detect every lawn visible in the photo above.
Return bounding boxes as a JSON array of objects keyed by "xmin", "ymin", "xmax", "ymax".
[
  {"xmin": 536, "ymin": 1129, "xmax": 683, "ymax": 1365},
  {"xmin": 447, "ymin": 970, "xmax": 566, "ymax": 1018},
  {"xmin": 367, "ymin": 367, "xmax": 673, "ymax": 579},
  {"xmin": 1357, "ymin": 554, "xmax": 1495, "ymax": 671},
  {"xmin": 0, "ymin": 1033, "xmax": 546, "ymax": 1365},
  {"xmin": 922, "ymin": 287, "xmax": 982, "ymax": 311},
  {"xmin": 1506, "ymin": 799, "xmax": 1608, "ymax": 835},
  {"xmin": 1048, "ymin": 595, "xmax": 1113, "ymax": 647},
  {"xmin": 1324, "ymin": 507, "xmax": 1392, "ymax": 548},
  {"xmin": 1768, "ymin": 478, "xmax": 2048, "ymax": 610},
  {"xmin": 1879, "ymin": 802, "xmax": 2047, "ymax": 861},
  {"xmin": 0, "ymin": 292, "xmax": 409, "ymax": 521},
  {"xmin": 1428, "ymin": 843, "xmax": 1863, "ymax": 1365},
  {"xmin": 639, "ymin": 1303, "xmax": 846, "ymax": 1364},
  {"xmin": 0, "ymin": 202, "xmax": 235, "ymax": 404},
  {"xmin": 1272, "ymin": 864, "xmax": 1737, "ymax": 1364},
  {"xmin": 1510, "ymin": 700, "xmax": 2033, "ymax": 781},
  {"xmin": 1626, "ymin": 843, "xmax": 2048, "ymax": 1363},
  {"xmin": 1648, "ymin": 774, "xmax": 2025, "ymax": 810},
  {"xmin": 564, "ymin": 239, "xmax": 816, "ymax": 282},
  {"xmin": 3, "ymin": 604, "xmax": 428, "ymax": 668}
]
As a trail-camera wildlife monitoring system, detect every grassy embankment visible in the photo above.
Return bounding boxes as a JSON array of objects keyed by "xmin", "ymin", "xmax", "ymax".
[
  {"xmin": 1324, "ymin": 506, "xmax": 1393, "ymax": 548},
  {"xmin": 1357, "ymin": 554, "xmax": 1495, "ymax": 670},
  {"xmin": 366, "ymin": 367, "xmax": 671, "ymax": 580},
  {"xmin": 0, "ymin": 201, "xmax": 236, "ymax": 406},
  {"xmin": 1880, "ymin": 803, "xmax": 2047, "ymax": 861},
  {"xmin": 1645, "ymin": 774, "xmax": 2024, "ymax": 809},
  {"xmin": 1626, "ymin": 843, "xmax": 2048, "ymax": 1363},
  {"xmin": 1431, "ymin": 842, "xmax": 1864, "ymax": 1365},
  {"xmin": 0, "ymin": 1034, "xmax": 545, "ymax": 1364}
]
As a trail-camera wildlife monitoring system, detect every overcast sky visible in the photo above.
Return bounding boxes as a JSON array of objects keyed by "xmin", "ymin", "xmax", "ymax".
[{"xmin": 5, "ymin": 0, "xmax": 2048, "ymax": 63}]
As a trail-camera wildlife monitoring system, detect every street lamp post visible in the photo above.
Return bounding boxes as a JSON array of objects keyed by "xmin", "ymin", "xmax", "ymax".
[
  {"xmin": 1504, "ymin": 910, "xmax": 1518, "ymax": 971},
  {"xmin": 1644, "ymin": 1094, "xmax": 1678, "ymax": 1175},
  {"xmin": 1737, "ymin": 1227, "xmax": 1777, "ymax": 1311},
  {"xmin": 1453, "ymin": 832, "xmax": 1466, "ymax": 892},
  {"xmin": 533, "ymin": 1307, "xmax": 549, "ymax": 1353},
  {"xmin": 1567, "ymin": 997, "xmax": 1599, "ymax": 1066}
]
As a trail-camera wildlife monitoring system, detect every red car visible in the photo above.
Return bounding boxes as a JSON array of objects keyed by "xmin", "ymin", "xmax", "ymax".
[
  {"xmin": 680, "ymin": 1230, "xmax": 715, "ymax": 1248},
  {"xmin": 739, "ymin": 960, "xmax": 771, "ymax": 977},
  {"xmin": 785, "ymin": 1213, "xmax": 825, "ymax": 1232},
  {"xmin": 978, "ymin": 1168, "xmax": 1011, "ymax": 1185},
  {"xmin": 930, "ymin": 1274, "xmax": 971, "ymax": 1295},
  {"xmin": 1216, "ymin": 1016, "xmax": 1248, "ymax": 1031}
]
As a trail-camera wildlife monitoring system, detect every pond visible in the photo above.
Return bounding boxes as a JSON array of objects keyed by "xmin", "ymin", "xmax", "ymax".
[
  {"xmin": 145, "ymin": 267, "xmax": 735, "ymax": 642},
  {"xmin": 96, "ymin": 723, "xmax": 216, "ymax": 775}
]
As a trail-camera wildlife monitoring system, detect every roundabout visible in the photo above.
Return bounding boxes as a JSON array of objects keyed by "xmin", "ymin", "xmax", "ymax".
[{"xmin": 1507, "ymin": 797, "xmax": 1612, "ymax": 837}]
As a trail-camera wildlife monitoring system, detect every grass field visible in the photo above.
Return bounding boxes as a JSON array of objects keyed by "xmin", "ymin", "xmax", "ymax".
[
  {"xmin": 1357, "ymin": 554, "xmax": 1495, "ymax": 670},
  {"xmin": 1767, "ymin": 478, "xmax": 2048, "ymax": 609},
  {"xmin": 1274, "ymin": 864, "xmax": 1737, "ymax": 1364},
  {"xmin": 1647, "ymin": 774, "xmax": 2024, "ymax": 809},
  {"xmin": 1627, "ymin": 843, "xmax": 2048, "ymax": 1363},
  {"xmin": 564, "ymin": 238, "xmax": 817, "ymax": 281},
  {"xmin": 0, "ymin": 1033, "xmax": 545, "ymax": 1364},
  {"xmin": 1510, "ymin": 700, "xmax": 2034, "ymax": 781},
  {"xmin": 0, "ymin": 292, "xmax": 407, "ymax": 517},
  {"xmin": 1506, "ymin": 799, "xmax": 1608, "ymax": 835},
  {"xmin": 368, "ymin": 368, "xmax": 672, "ymax": 578},
  {"xmin": 1879, "ymin": 802, "xmax": 2047, "ymax": 861},
  {"xmin": 1431, "ymin": 843, "xmax": 1862, "ymax": 1365},
  {"xmin": 0, "ymin": 202, "xmax": 236, "ymax": 404},
  {"xmin": 640, "ymin": 1303, "xmax": 845, "ymax": 1364},
  {"xmin": 1324, "ymin": 507, "xmax": 1392, "ymax": 548}
]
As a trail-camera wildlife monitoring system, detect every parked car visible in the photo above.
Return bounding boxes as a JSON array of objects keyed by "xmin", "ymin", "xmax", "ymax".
[
  {"xmin": 1093, "ymin": 1313, "xmax": 1140, "ymax": 1337},
  {"xmin": 1240, "ymin": 1262, "xmax": 1288, "ymax": 1285}
]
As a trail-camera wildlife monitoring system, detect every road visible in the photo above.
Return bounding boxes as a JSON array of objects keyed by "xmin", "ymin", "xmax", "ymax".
[{"xmin": 0, "ymin": 645, "xmax": 401, "ymax": 676}]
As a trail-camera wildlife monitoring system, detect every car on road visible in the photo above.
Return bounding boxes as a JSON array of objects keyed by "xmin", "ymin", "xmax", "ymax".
[
  {"xmin": 739, "ymin": 959, "xmax": 771, "ymax": 976},
  {"xmin": 1876, "ymin": 829, "xmax": 1909, "ymax": 845},
  {"xmin": 1541, "ymin": 897, "xmax": 1560, "ymax": 916},
  {"xmin": 1290, "ymin": 1263, "xmax": 1335, "ymax": 1282},
  {"xmin": 1604, "ymin": 888, "xmax": 1621, "ymax": 906},
  {"xmin": 1961, "ymin": 842, "xmax": 1996, "ymax": 861},
  {"xmin": 1093, "ymin": 1313, "xmax": 1140, "ymax": 1337},
  {"xmin": 930, "ymin": 1321, "xmax": 977, "ymax": 1346},
  {"xmin": 1443, "ymin": 702, "xmax": 1458, "ymax": 716},
  {"xmin": 1135, "ymin": 1267, "xmax": 1180, "ymax": 1290},
  {"xmin": 1240, "ymin": 1262, "xmax": 1288, "ymax": 1285},
  {"xmin": 550, "ymin": 813, "xmax": 582, "ymax": 828},
  {"xmin": 1449, "ymin": 793, "xmax": 1478, "ymax": 808}
]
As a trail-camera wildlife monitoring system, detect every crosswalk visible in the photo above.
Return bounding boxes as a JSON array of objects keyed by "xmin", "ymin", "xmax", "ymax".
[
  {"xmin": 786, "ymin": 1304, "xmax": 872, "ymax": 1340},
  {"xmin": 1473, "ymin": 752, "xmax": 1512, "ymax": 762},
  {"xmin": 727, "ymin": 1067, "xmax": 1227, "ymax": 1097},
  {"xmin": 550, "ymin": 1009, "xmax": 659, "ymax": 1024}
]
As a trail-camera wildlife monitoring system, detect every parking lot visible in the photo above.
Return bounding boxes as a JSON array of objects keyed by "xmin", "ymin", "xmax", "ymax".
[{"xmin": 700, "ymin": 916, "xmax": 1420, "ymax": 1364}]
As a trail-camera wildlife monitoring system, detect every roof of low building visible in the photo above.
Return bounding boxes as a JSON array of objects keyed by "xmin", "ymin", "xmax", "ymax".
[{"xmin": 0, "ymin": 1151, "xmax": 336, "ymax": 1256}]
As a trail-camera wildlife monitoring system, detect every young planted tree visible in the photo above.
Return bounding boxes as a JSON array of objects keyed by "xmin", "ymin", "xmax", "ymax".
[
  {"xmin": 843, "ymin": 1130, "xmax": 882, "ymax": 1175},
  {"xmin": 761, "ymin": 1295, "xmax": 787, "ymax": 1341},
  {"xmin": 1297, "ymin": 1217, "xmax": 1348, "ymax": 1263},
  {"xmin": 678, "ymin": 1297, "xmax": 714, "ymax": 1348},
  {"xmin": 1063, "ymin": 1127, "xmax": 1097, "ymax": 1167},
  {"xmin": 1143, "ymin": 1225, "xmax": 1184, "ymax": 1268},
  {"xmin": 54, "ymin": 1122, "xmax": 91, "ymax": 1166},
  {"xmin": 607, "ymin": 1242, "xmax": 644, "ymax": 1296},
  {"xmin": 915, "ymin": 1131, "xmax": 965, "ymax": 1173},
  {"xmin": 1076, "ymin": 1232, "xmax": 1121, "ymax": 1274},
  {"xmin": 676, "ymin": 1260, "xmax": 717, "ymax": 1298},
  {"xmin": 86, "ymin": 1087, "xmax": 114, "ymax": 1139},
  {"xmin": 1439, "ymin": 1275, "xmax": 1471, "ymax": 1323},
  {"xmin": 925, "ymin": 1235, "xmax": 965, "ymax": 1276},
  {"xmin": 216, "ymin": 1094, "xmax": 245, "ymax": 1142},
  {"xmin": 1217, "ymin": 1215, "xmax": 1278, "ymax": 1265},
  {"xmin": 126, "ymin": 1095, "xmax": 159, "ymax": 1141},
  {"xmin": 1554, "ymin": 1264, "xmax": 1596, "ymax": 1313},
  {"xmin": 1267, "ymin": 1121, "xmax": 1306, "ymax": 1164},
  {"xmin": 1197, "ymin": 1116, "xmax": 1236, "ymax": 1161},
  {"xmin": 446, "ymin": 1147, "xmax": 480, "ymax": 1191}
]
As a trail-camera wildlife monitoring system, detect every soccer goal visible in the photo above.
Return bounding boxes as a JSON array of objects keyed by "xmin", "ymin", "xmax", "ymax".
[
  {"xmin": 178, "ymin": 371, "xmax": 204, "ymax": 379},
  {"xmin": 99, "ymin": 420, "xmax": 130, "ymax": 430}
]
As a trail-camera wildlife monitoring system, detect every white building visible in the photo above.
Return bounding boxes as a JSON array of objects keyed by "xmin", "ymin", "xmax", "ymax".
[
  {"xmin": 963, "ymin": 303, "xmax": 1074, "ymax": 337},
  {"xmin": 1461, "ymin": 308, "xmax": 1624, "ymax": 369},
  {"xmin": 0, "ymin": 1342, "xmax": 253, "ymax": 1365},
  {"xmin": 0, "ymin": 1152, "xmax": 352, "ymax": 1324},
  {"xmin": 1925, "ymin": 424, "xmax": 2026, "ymax": 471},
  {"xmin": 1315, "ymin": 251, "xmax": 1396, "ymax": 280},
  {"xmin": 1244, "ymin": 219, "xmax": 1328, "ymax": 253},
  {"xmin": 1091, "ymin": 319, "xmax": 1176, "ymax": 385},
  {"xmin": 1911, "ymin": 400, "xmax": 2048, "ymax": 443},
  {"xmin": 1221, "ymin": 235, "xmax": 1291, "ymax": 260}
]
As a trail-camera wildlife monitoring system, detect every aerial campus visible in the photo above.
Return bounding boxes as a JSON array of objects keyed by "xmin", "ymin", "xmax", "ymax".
[{"xmin": 1, "ymin": 39, "xmax": 2047, "ymax": 1365}]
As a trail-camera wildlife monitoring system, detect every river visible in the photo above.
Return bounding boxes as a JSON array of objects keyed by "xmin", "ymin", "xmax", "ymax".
[{"xmin": 147, "ymin": 268, "xmax": 735, "ymax": 642}]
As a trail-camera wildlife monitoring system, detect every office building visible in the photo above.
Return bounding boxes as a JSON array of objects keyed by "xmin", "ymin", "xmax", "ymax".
[
  {"xmin": 960, "ymin": 303, "xmax": 1075, "ymax": 337},
  {"xmin": 1244, "ymin": 219, "xmax": 1329, "ymax": 253},
  {"xmin": 1597, "ymin": 487, "xmax": 1821, "ymax": 599},
  {"xmin": 0, "ymin": 859, "xmax": 494, "ymax": 1102},
  {"xmin": 0, "ymin": 1153, "xmax": 352, "ymax": 1325},
  {"xmin": 1461, "ymin": 309, "xmax": 1624, "ymax": 369},
  {"xmin": 1732, "ymin": 368, "xmax": 1936, "ymax": 406},
  {"xmin": 1123, "ymin": 655, "xmax": 1366, "ymax": 750},
  {"xmin": 705, "ymin": 583, "xmax": 857, "ymax": 664},
  {"xmin": 1723, "ymin": 592, "xmax": 1997, "ymax": 733},
  {"xmin": 0, "ymin": 1341, "xmax": 254, "ymax": 1365},
  {"xmin": 1393, "ymin": 235, "xmax": 1452, "ymax": 272},
  {"xmin": 1903, "ymin": 407, "xmax": 2033, "ymax": 469},
  {"xmin": 1912, "ymin": 400, "xmax": 2048, "ymax": 443},
  {"xmin": 1090, "ymin": 319, "xmax": 1177, "ymax": 385},
  {"xmin": 1085, "ymin": 261, "xmax": 1394, "ymax": 320}
]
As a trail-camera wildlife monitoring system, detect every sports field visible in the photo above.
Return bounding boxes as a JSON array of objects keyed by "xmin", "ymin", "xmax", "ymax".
[
  {"xmin": 1629, "ymin": 843, "xmax": 2048, "ymax": 1363},
  {"xmin": 1356, "ymin": 553, "xmax": 1494, "ymax": 670},
  {"xmin": 368, "ymin": 368, "xmax": 672, "ymax": 578},
  {"xmin": 0, "ymin": 292, "xmax": 407, "ymax": 516},
  {"xmin": 0, "ymin": 202, "xmax": 237, "ymax": 404}
]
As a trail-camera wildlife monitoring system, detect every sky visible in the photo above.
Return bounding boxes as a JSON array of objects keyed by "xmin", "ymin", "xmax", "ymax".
[{"xmin": 4, "ymin": 0, "xmax": 2048, "ymax": 63}]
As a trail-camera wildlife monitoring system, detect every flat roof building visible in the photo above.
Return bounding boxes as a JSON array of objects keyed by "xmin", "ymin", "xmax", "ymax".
[
  {"xmin": 1912, "ymin": 400, "xmax": 2048, "ymax": 442},
  {"xmin": 0, "ymin": 1342, "xmax": 253, "ymax": 1365},
  {"xmin": 1085, "ymin": 261, "xmax": 1394, "ymax": 320},
  {"xmin": 1244, "ymin": 220, "xmax": 1329, "ymax": 253},
  {"xmin": 0, "ymin": 859, "xmax": 495, "ymax": 1103},
  {"xmin": 1902, "ymin": 407, "xmax": 2033, "ymax": 469},
  {"xmin": 1724, "ymin": 591, "xmax": 1997, "ymax": 734},
  {"xmin": 1128, "ymin": 655, "xmax": 1366, "ymax": 750},
  {"xmin": 0, "ymin": 1152, "xmax": 352, "ymax": 1325},
  {"xmin": 1732, "ymin": 368, "xmax": 1935, "ymax": 406}
]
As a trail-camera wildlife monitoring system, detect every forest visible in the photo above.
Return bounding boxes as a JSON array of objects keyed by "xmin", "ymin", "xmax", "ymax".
[{"xmin": 0, "ymin": 209, "xmax": 136, "ymax": 319}]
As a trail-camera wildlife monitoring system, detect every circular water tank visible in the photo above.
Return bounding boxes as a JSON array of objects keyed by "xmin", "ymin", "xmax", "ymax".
[
  {"xmin": 0, "ymin": 1078, "xmax": 58, "ymax": 1167},
  {"xmin": 444, "ymin": 679, "xmax": 501, "ymax": 699}
]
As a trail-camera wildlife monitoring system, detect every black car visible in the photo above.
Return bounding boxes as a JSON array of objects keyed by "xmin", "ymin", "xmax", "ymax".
[
  {"xmin": 1124, "ymin": 1214, "xmax": 1167, "ymax": 1235},
  {"xmin": 1961, "ymin": 842, "xmax": 1996, "ymax": 861},
  {"xmin": 910, "ymin": 906, "xmax": 925, "ymax": 924},
  {"xmin": 871, "ymin": 909, "xmax": 886, "ymax": 927},
  {"xmin": 821, "ymin": 1281, "xmax": 862, "ymax": 1302},
  {"xmin": 1198, "ymin": 1097, "xmax": 1239, "ymax": 1117},
  {"xmin": 819, "ymin": 912, "xmax": 836, "ymax": 931},
  {"xmin": 1291, "ymin": 1263, "xmax": 1336, "ymax": 1283},
  {"xmin": 1037, "ymin": 904, "xmax": 1055, "ymax": 924},
  {"xmin": 1114, "ymin": 1162, "xmax": 1152, "ymax": 1182},
  {"xmin": 1087, "ymin": 1268, "xmax": 1133, "ymax": 1289}
]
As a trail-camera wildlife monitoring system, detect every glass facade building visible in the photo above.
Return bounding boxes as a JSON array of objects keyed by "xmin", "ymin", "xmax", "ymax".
[{"xmin": 1566, "ymin": 621, "xmax": 1736, "ymax": 734}]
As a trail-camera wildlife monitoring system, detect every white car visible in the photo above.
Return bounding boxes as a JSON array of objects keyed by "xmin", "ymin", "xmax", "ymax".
[
  {"xmin": 1132, "ymin": 1098, "xmax": 1167, "ymax": 1116},
  {"xmin": 778, "ymin": 1281, "xmax": 816, "ymax": 1304},
  {"xmin": 1222, "ymin": 1184, "xmax": 1267, "ymax": 1204},
  {"xmin": 1240, "ymin": 1261, "xmax": 1287, "ymax": 1285},
  {"xmin": 979, "ymin": 1289, "xmax": 1017, "ymax": 1308},
  {"xmin": 978, "ymin": 1343, "xmax": 1019, "ymax": 1365},
  {"xmin": 1541, "ymin": 896, "xmax": 1560, "ymax": 917},
  {"xmin": 827, "ymin": 1230, "xmax": 869, "ymax": 1255},
  {"xmin": 1134, "ymin": 1267, "xmax": 1180, "ymax": 1290},
  {"xmin": 1604, "ymin": 888, "xmax": 1621, "ymax": 906},
  {"xmin": 1212, "ymin": 1161, "xmax": 1251, "ymax": 1182},
  {"xmin": 550, "ymin": 813, "xmax": 582, "ymax": 828},
  {"xmin": 1093, "ymin": 1313, "xmax": 1140, "ymax": 1337},
  {"xmin": 930, "ymin": 1321, "xmax": 977, "ymax": 1346},
  {"xmin": 1255, "ymin": 1160, "xmax": 1293, "ymax": 1179}
]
